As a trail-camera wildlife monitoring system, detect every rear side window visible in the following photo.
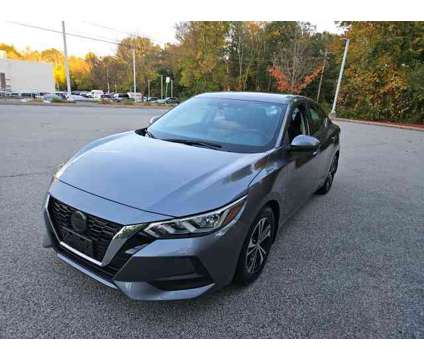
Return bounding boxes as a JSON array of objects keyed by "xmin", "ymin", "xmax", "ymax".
[{"xmin": 308, "ymin": 104, "xmax": 326, "ymax": 135}]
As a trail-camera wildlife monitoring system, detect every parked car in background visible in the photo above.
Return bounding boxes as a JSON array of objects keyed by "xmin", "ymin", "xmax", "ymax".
[
  {"xmin": 128, "ymin": 92, "xmax": 142, "ymax": 102},
  {"xmin": 113, "ymin": 93, "xmax": 131, "ymax": 102},
  {"xmin": 43, "ymin": 92, "xmax": 340, "ymax": 301},
  {"xmin": 54, "ymin": 92, "xmax": 67, "ymax": 99},
  {"xmin": 42, "ymin": 93, "xmax": 69, "ymax": 103},
  {"xmin": 90, "ymin": 90, "xmax": 104, "ymax": 99},
  {"xmin": 147, "ymin": 96, "xmax": 159, "ymax": 102},
  {"xmin": 70, "ymin": 91, "xmax": 91, "ymax": 98},
  {"xmin": 67, "ymin": 94, "xmax": 96, "ymax": 102},
  {"xmin": 100, "ymin": 94, "xmax": 113, "ymax": 100},
  {"xmin": 155, "ymin": 97, "xmax": 180, "ymax": 105},
  {"xmin": 37, "ymin": 92, "xmax": 50, "ymax": 98},
  {"xmin": 20, "ymin": 92, "xmax": 38, "ymax": 98}
]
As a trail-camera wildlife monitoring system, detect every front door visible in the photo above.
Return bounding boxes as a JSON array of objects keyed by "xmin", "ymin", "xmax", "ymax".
[
  {"xmin": 306, "ymin": 102, "xmax": 332, "ymax": 187},
  {"xmin": 282, "ymin": 101, "xmax": 319, "ymax": 214}
]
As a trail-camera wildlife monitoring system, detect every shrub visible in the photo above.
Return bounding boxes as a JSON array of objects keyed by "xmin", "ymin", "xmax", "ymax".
[{"xmin": 51, "ymin": 97, "xmax": 66, "ymax": 103}]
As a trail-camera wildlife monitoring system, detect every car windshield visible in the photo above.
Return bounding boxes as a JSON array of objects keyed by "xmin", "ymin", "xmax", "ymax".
[{"xmin": 148, "ymin": 97, "xmax": 287, "ymax": 153}]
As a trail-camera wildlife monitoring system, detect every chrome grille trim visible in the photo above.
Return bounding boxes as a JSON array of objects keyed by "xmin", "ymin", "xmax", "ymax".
[{"xmin": 45, "ymin": 194, "xmax": 143, "ymax": 267}]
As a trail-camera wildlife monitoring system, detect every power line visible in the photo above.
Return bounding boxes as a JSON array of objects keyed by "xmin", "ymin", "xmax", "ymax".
[
  {"xmin": 83, "ymin": 21, "xmax": 135, "ymax": 37},
  {"xmin": 5, "ymin": 20, "xmax": 162, "ymax": 54},
  {"xmin": 5, "ymin": 21, "xmax": 121, "ymax": 46},
  {"xmin": 83, "ymin": 21, "xmax": 166, "ymax": 46}
]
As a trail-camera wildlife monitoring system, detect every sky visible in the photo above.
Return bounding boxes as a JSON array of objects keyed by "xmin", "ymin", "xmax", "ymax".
[{"xmin": 1, "ymin": 1, "xmax": 344, "ymax": 57}]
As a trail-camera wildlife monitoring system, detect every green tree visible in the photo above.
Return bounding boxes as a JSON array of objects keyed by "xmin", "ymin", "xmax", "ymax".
[
  {"xmin": 116, "ymin": 36, "xmax": 161, "ymax": 94},
  {"xmin": 175, "ymin": 21, "xmax": 229, "ymax": 95}
]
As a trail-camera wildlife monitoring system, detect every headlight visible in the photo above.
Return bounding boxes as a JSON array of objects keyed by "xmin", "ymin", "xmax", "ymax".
[{"xmin": 144, "ymin": 196, "xmax": 246, "ymax": 238}]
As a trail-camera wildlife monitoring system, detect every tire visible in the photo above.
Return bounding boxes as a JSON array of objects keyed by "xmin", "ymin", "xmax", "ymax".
[
  {"xmin": 316, "ymin": 154, "xmax": 339, "ymax": 195},
  {"xmin": 234, "ymin": 207, "xmax": 276, "ymax": 285}
]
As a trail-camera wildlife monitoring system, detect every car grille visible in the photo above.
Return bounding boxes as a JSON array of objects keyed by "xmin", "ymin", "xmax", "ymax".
[{"xmin": 48, "ymin": 197, "xmax": 122, "ymax": 263}]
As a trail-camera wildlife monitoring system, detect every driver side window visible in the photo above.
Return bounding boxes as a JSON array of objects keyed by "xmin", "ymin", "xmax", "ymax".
[
  {"xmin": 308, "ymin": 104, "xmax": 326, "ymax": 135},
  {"xmin": 286, "ymin": 104, "xmax": 308, "ymax": 143}
]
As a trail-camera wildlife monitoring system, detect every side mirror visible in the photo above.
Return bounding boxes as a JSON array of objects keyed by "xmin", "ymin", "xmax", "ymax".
[
  {"xmin": 149, "ymin": 115, "xmax": 161, "ymax": 125},
  {"xmin": 288, "ymin": 135, "xmax": 320, "ymax": 152}
]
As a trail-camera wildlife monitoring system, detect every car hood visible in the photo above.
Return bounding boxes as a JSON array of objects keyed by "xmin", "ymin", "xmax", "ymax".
[{"xmin": 58, "ymin": 131, "xmax": 268, "ymax": 217}]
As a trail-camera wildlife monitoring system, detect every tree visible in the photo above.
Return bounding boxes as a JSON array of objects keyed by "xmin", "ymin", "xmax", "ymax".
[
  {"xmin": 335, "ymin": 22, "xmax": 424, "ymax": 123},
  {"xmin": 0, "ymin": 43, "xmax": 22, "ymax": 59},
  {"xmin": 268, "ymin": 22, "xmax": 323, "ymax": 94},
  {"xmin": 69, "ymin": 56, "xmax": 91, "ymax": 90},
  {"xmin": 175, "ymin": 21, "xmax": 229, "ymax": 95},
  {"xmin": 227, "ymin": 22, "xmax": 266, "ymax": 91},
  {"xmin": 116, "ymin": 36, "xmax": 161, "ymax": 94}
]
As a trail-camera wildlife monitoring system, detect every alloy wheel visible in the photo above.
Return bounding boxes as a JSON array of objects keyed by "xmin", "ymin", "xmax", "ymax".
[
  {"xmin": 322, "ymin": 155, "xmax": 337, "ymax": 192},
  {"xmin": 245, "ymin": 217, "xmax": 272, "ymax": 274}
]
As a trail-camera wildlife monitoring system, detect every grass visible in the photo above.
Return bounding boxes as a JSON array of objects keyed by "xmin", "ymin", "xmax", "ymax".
[{"xmin": 50, "ymin": 97, "xmax": 67, "ymax": 103}]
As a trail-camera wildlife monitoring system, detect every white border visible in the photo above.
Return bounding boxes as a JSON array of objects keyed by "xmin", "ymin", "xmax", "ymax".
[
  {"xmin": 4, "ymin": 0, "xmax": 424, "ymax": 21},
  {"xmin": 1, "ymin": 339, "xmax": 424, "ymax": 359}
]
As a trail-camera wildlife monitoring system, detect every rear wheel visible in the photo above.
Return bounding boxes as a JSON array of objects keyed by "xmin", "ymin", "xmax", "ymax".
[
  {"xmin": 234, "ymin": 207, "xmax": 276, "ymax": 285},
  {"xmin": 316, "ymin": 154, "xmax": 339, "ymax": 195}
]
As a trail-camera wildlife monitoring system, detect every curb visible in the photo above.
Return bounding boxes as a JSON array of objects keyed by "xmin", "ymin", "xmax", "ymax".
[{"xmin": 335, "ymin": 118, "xmax": 424, "ymax": 132}]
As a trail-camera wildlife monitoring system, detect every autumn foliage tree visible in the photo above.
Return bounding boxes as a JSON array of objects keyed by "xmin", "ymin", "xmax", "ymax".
[
  {"xmin": 267, "ymin": 23, "xmax": 323, "ymax": 94},
  {"xmin": 334, "ymin": 22, "xmax": 424, "ymax": 123}
]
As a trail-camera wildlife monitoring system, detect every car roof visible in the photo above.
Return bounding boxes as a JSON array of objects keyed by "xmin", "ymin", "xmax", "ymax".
[{"xmin": 194, "ymin": 91, "xmax": 311, "ymax": 104}]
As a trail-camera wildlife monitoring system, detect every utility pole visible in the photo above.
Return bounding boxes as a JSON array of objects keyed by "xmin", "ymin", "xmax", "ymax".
[
  {"xmin": 147, "ymin": 80, "xmax": 151, "ymax": 100},
  {"xmin": 106, "ymin": 67, "xmax": 110, "ymax": 94},
  {"xmin": 316, "ymin": 49, "xmax": 327, "ymax": 102},
  {"xmin": 132, "ymin": 48, "xmax": 136, "ymax": 94},
  {"xmin": 160, "ymin": 75, "xmax": 163, "ymax": 99},
  {"xmin": 171, "ymin": 79, "xmax": 173, "ymax": 98},
  {"xmin": 61, "ymin": 21, "xmax": 71, "ymax": 96},
  {"xmin": 331, "ymin": 38, "xmax": 350, "ymax": 118}
]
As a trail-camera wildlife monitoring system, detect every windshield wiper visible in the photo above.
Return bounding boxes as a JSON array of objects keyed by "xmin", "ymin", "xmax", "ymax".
[
  {"xmin": 164, "ymin": 138, "xmax": 222, "ymax": 150},
  {"xmin": 145, "ymin": 129, "xmax": 156, "ymax": 139}
]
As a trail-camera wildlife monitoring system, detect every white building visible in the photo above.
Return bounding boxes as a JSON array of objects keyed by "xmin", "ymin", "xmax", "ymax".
[{"xmin": 0, "ymin": 54, "xmax": 55, "ymax": 94}]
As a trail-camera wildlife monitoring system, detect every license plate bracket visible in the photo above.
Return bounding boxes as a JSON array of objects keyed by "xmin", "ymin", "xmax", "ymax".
[{"xmin": 61, "ymin": 228, "xmax": 94, "ymax": 258}]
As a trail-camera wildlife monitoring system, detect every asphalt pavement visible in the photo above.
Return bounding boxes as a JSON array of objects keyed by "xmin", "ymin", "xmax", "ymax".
[{"xmin": 0, "ymin": 104, "xmax": 423, "ymax": 338}]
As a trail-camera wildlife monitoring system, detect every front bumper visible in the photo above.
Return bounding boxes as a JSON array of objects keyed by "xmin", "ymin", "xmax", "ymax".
[{"xmin": 43, "ymin": 180, "xmax": 250, "ymax": 300}]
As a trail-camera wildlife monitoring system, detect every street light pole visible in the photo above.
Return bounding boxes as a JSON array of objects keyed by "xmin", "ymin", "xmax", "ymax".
[
  {"xmin": 61, "ymin": 21, "xmax": 71, "ymax": 96},
  {"xmin": 331, "ymin": 38, "xmax": 350, "ymax": 118},
  {"xmin": 160, "ymin": 75, "xmax": 163, "ymax": 99}
]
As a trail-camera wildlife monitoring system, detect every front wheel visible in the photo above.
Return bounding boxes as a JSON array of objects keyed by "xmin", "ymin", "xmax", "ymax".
[
  {"xmin": 316, "ymin": 154, "xmax": 339, "ymax": 195},
  {"xmin": 234, "ymin": 207, "xmax": 276, "ymax": 285}
]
